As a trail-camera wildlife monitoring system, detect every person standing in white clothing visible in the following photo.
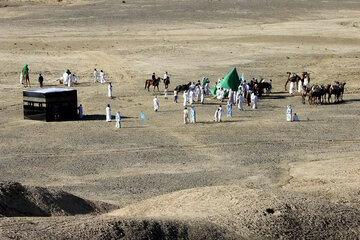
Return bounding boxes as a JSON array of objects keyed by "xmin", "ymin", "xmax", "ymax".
[
  {"xmin": 106, "ymin": 104, "xmax": 111, "ymax": 122},
  {"xmin": 184, "ymin": 107, "xmax": 189, "ymax": 124},
  {"xmin": 183, "ymin": 90, "xmax": 188, "ymax": 107},
  {"xmin": 94, "ymin": 69, "xmax": 98, "ymax": 83},
  {"xmin": 153, "ymin": 96, "xmax": 159, "ymax": 112},
  {"xmin": 100, "ymin": 70, "xmax": 106, "ymax": 84},
  {"xmin": 108, "ymin": 82, "xmax": 112, "ymax": 98}
]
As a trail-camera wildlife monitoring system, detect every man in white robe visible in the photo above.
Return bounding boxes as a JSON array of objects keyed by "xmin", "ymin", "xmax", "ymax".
[
  {"xmin": 200, "ymin": 86, "xmax": 205, "ymax": 104},
  {"xmin": 238, "ymin": 94, "xmax": 244, "ymax": 111},
  {"xmin": 73, "ymin": 73, "xmax": 78, "ymax": 85},
  {"xmin": 218, "ymin": 105, "xmax": 224, "ymax": 122},
  {"xmin": 214, "ymin": 108, "xmax": 219, "ymax": 122},
  {"xmin": 289, "ymin": 81, "xmax": 295, "ymax": 94},
  {"xmin": 153, "ymin": 96, "xmax": 159, "ymax": 112},
  {"xmin": 184, "ymin": 107, "xmax": 189, "ymax": 124},
  {"xmin": 205, "ymin": 82, "xmax": 210, "ymax": 95},
  {"xmin": 298, "ymin": 80, "xmax": 303, "ymax": 93},
  {"xmin": 190, "ymin": 106, "xmax": 196, "ymax": 123},
  {"xmin": 219, "ymin": 88, "xmax": 225, "ymax": 102},
  {"xmin": 196, "ymin": 85, "xmax": 201, "ymax": 102},
  {"xmin": 108, "ymin": 82, "xmax": 112, "ymax": 98},
  {"xmin": 94, "ymin": 69, "xmax": 98, "ymax": 83},
  {"xmin": 164, "ymin": 88, "xmax": 168, "ymax": 99},
  {"xmin": 68, "ymin": 73, "xmax": 73, "ymax": 87},
  {"xmin": 183, "ymin": 90, "xmax": 188, "ymax": 107},
  {"xmin": 174, "ymin": 90, "xmax": 178, "ymax": 103},
  {"xmin": 233, "ymin": 90, "xmax": 237, "ymax": 104},
  {"xmin": 228, "ymin": 89, "xmax": 233, "ymax": 104},
  {"xmin": 63, "ymin": 71, "xmax": 68, "ymax": 86},
  {"xmin": 100, "ymin": 70, "xmax": 106, "ymax": 84},
  {"xmin": 106, "ymin": 104, "xmax": 111, "ymax": 122},
  {"xmin": 189, "ymin": 89, "xmax": 195, "ymax": 105},
  {"xmin": 216, "ymin": 88, "xmax": 221, "ymax": 100},
  {"xmin": 251, "ymin": 93, "xmax": 258, "ymax": 109}
]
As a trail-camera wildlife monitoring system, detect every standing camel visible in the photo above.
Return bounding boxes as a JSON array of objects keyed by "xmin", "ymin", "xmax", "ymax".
[{"xmin": 285, "ymin": 72, "xmax": 301, "ymax": 91}]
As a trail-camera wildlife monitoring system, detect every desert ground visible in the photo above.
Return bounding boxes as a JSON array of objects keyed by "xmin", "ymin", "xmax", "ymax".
[{"xmin": 0, "ymin": 0, "xmax": 360, "ymax": 239}]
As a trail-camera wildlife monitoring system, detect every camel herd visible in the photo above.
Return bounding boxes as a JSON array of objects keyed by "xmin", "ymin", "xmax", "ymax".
[
  {"xmin": 285, "ymin": 72, "xmax": 346, "ymax": 105},
  {"xmin": 301, "ymin": 82, "xmax": 346, "ymax": 105}
]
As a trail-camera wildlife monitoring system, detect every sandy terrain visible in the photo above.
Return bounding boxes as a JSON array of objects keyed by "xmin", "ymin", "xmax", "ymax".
[{"xmin": 0, "ymin": 0, "xmax": 360, "ymax": 238}]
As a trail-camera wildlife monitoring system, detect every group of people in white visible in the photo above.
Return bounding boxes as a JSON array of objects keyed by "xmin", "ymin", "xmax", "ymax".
[
  {"xmin": 93, "ymin": 68, "xmax": 107, "ymax": 84},
  {"xmin": 150, "ymin": 75, "xmax": 261, "ymax": 125},
  {"xmin": 62, "ymin": 69, "xmax": 78, "ymax": 87}
]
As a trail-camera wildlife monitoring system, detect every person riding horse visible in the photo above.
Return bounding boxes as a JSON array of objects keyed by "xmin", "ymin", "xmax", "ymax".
[{"xmin": 163, "ymin": 72, "xmax": 170, "ymax": 89}]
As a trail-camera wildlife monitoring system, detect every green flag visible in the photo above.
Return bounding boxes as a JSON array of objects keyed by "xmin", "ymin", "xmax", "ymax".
[{"xmin": 217, "ymin": 68, "xmax": 240, "ymax": 91}]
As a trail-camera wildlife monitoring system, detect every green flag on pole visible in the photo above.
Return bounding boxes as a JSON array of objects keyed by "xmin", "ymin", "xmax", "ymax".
[{"xmin": 217, "ymin": 67, "xmax": 240, "ymax": 91}]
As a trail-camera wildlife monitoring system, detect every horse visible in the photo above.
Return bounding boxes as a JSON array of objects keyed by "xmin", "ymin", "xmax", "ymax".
[
  {"xmin": 163, "ymin": 77, "xmax": 170, "ymax": 89},
  {"xmin": 255, "ymin": 80, "xmax": 272, "ymax": 97},
  {"xmin": 144, "ymin": 77, "xmax": 160, "ymax": 91},
  {"xmin": 285, "ymin": 72, "xmax": 301, "ymax": 91},
  {"xmin": 174, "ymin": 82, "xmax": 191, "ymax": 93}
]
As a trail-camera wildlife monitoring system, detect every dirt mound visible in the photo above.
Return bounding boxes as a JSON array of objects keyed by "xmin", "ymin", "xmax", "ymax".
[
  {"xmin": 108, "ymin": 186, "xmax": 360, "ymax": 239},
  {"xmin": 0, "ymin": 182, "xmax": 113, "ymax": 217},
  {"xmin": 0, "ymin": 216, "xmax": 237, "ymax": 240}
]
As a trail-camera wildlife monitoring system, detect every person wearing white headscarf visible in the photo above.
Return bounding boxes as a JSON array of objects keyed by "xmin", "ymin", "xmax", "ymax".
[
  {"xmin": 73, "ymin": 73, "xmax": 78, "ymax": 85},
  {"xmin": 205, "ymin": 81, "xmax": 210, "ymax": 95},
  {"xmin": 183, "ymin": 90, "xmax": 188, "ymax": 107},
  {"xmin": 196, "ymin": 85, "xmax": 201, "ymax": 102},
  {"xmin": 190, "ymin": 106, "xmax": 196, "ymax": 123},
  {"xmin": 251, "ymin": 93, "xmax": 258, "ymax": 109},
  {"xmin": 153, "ymin": 95, "xmax": 159, "ymax": 112},
  {"xmin": 94, "ymin": 69, "xmax": 98, "ymax": 83},
  {"xmin": 218, "ymin": 105, "xmax": 224, "ymax": 122},
  {"xmin": 68, "ymin": 73, "xmax": 73, "ymax": 87},
  {"xmin": 289, "ymin": 81, "xmax": 295, "ymax": 94},
  {"xmin": 200, "ymin": 86, "xmax": 205, "ymax": 104},
  {"xmin": 184, "ymin": 107, "xmax": 189, "ymax": 124},
  {"xmin": 63, "ymin": 71, "xmax": 69, "ymax": 86},
  {"xmin": 219, "ymin": 88, "xmax": 225, "ymax": 102},
  {"xmin": 106, "ymin": 104, "xmax": 111, "ymax": 122},
  {"xmin": 228, "ymin": 89, "xmax": 234, "ymax": 104},
  {"xmin": 100, "ymin": 70, "xmax": 106, "ymax": 84},
  {"xmin": 108, "ymin": 82, "xmax": 112, "ymax": 98}
]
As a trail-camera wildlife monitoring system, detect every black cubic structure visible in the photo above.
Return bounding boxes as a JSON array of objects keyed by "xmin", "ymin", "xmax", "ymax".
[{"xmin": 23, "ymin": 88, "xmax": 77, "ymax": 121}]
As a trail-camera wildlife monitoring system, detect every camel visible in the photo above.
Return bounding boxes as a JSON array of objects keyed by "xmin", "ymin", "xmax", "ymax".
[
  {"xmin": 329, "ymin": 82, "xmax": 346, "ymax": 103},
  {"xmin": 308, "ymin": 85, "xmax": 323, "ymax": 105},
  {"xmin": 285, "ymin": 72, "xmax": 301, "ymax": 91}
]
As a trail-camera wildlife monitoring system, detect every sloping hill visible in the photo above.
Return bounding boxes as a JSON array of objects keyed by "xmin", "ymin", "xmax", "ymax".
[
  {"xmin": 0, "ymin": 182, "xmax": 113, "ymax": 217},
  {"xmin": 108, "ymin": 186, "xmax": 360, "ymax": 239}
]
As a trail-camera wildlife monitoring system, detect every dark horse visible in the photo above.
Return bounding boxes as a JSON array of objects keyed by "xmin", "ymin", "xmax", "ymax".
[
  {"xmin": 145, "ymin": 77, "xmax": 160, "ymax": 91},
  {"xmin": 255, "ymin": 80, "xmax": 272, "ymax": 97},
  {"xmin": 163, "ymin": 77, "xmax": 170, "ymax": 89},
  {"xmin": 174, "ymin": 82, "xmax": 191, "ymax": 92}
]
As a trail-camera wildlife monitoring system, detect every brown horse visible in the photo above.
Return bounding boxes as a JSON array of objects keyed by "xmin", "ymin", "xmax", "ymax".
[
  {"xmin": 145, "ymin": 77, "xmax": 160, "ymax": 91},
  {"xmin": 163, "ymin": 77, "xmax": 170, "ymax": 89},
  {"xmin": 285, "ymin": 72, "xmax": 301, "ymax": 91}
]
